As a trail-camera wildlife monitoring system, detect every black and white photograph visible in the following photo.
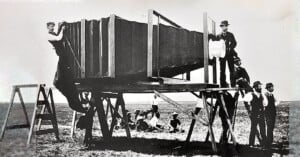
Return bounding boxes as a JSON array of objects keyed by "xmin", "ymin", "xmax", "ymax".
[{"xmin": 0, "ymin": 0, "xmax": 299, "ymax": 156}]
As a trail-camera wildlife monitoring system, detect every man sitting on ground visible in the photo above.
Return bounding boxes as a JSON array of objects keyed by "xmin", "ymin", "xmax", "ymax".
[{"xmin": 169, "ymin": 112, "xmax": 184, "ymax": 133}]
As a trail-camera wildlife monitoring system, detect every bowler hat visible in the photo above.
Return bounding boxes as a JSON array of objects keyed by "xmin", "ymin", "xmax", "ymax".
[
  {"xmin": 220, "ymin": 20, "xmax": 229, "ymax": 26},
  {"xmin": 265, "ymin": 83, "xmax": 274, "ymax": 89},
  {"xmin": 253, "ymin": 81, "xmax": 262, "ymax": 88},
  {"xmin": 172, "ymin": 112, "xmax": 178, "ymax": 116}
]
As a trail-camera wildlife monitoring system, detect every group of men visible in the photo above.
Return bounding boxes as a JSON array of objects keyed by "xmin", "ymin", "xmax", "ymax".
[
  {"xmin": 47, "ymin": 19, "xmax": 278, "ymax": 149},
  {"xmin": 208, "ymin": 20, "xmax": 279, "ymax": 149}
]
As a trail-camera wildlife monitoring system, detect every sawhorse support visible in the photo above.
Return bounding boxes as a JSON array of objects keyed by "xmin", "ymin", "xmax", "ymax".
[
  {"xmin": 185, "ymin": 90, "xmax": 239, "ymax": 153},
  {"xmin": 83, "ymin": 92, "xmax": 131, "ymax": 145},
  {"xmin": 0, "ymin": 84, "xmax": 59, "ymax": 146}
]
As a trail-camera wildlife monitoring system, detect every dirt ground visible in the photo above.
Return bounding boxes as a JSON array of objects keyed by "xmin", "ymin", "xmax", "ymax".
[{"xmin": 0, "ymin": 101, "xmax": 292, "ymax": 157}]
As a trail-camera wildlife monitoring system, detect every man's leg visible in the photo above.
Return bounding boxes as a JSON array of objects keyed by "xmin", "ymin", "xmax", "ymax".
[
  {"xmin": 219, "ymin": 58, "xmax": 227, "ymax": 87},
  {"xmin": 258, "ymin": 115, "xmax": 267, "ymax": 147},
  {"xmin": 249, "ymin": 116, "xmax": 258, "ymax": 146},
  {"xmin": 266, "ymin": 113, "xmax": 276, "ymax": 148},
  {"xmin": 227, "ymin": 56, "xmax": 235, "ymax": 87}
]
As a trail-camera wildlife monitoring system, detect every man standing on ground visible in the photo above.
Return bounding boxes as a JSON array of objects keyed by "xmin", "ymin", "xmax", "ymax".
[
  {"xmin": 210, "ymin": 20, "xmax": 238, "ymax": 87},
  {"xmin": 265, "ymin": 83, "xmax": 279, "ymax": 149},
  {"xmin": 47, "ymin": 22, "xmax": 87, "ymax": 113},
  {"xmin": 244, "ymin": 81, "xmax": 268, "ymax": 148}
]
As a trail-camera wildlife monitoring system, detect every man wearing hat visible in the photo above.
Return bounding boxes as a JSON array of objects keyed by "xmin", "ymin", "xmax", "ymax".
[
  {"xmin": 264, "ymin": 83, "xmax": 279, "ymax": 149},
  {"xmin": 210, "ymin": 20, "xmax": 238, "ymax": 87},
  {"xmin": 169, "ymin": 112, "xmax": 182, "ymax": 133},
  {"xmin": 244, "ymin": 81, "xmax": 268, "ymax": 147},
  {"xmin": 233, "ymin": 57, "xmax": 252, "ymax": 96}
]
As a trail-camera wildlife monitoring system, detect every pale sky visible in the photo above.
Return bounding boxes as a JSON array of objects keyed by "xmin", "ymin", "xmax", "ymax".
[{"xmin": 0, "ymin": 0, "xmax": 298, "ymax": 103}]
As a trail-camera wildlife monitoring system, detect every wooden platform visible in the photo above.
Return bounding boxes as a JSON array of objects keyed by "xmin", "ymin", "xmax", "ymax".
[{"xmin": 77, "ymin": 82, "xmax": 219, "ymax": 93}]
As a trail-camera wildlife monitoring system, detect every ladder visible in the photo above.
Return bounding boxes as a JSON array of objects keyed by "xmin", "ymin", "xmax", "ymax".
[{"xmin": 0, "ymin": 84, "xmax": 59, "ymax": 145}]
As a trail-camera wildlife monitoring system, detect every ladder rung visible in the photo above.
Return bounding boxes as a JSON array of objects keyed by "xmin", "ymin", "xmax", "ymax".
[
  {"xmin": 6, "ymin": 124, "xmax": 30, "ymax": 130},
  {"xmin": 36, "ymin": 114, "xmax": 53, "ymax": 120},
  {"xmin": 36, "ymin": 129, "xmax": 55, "ymax": 135},
  {"xmin": 37, "ymin": 100, "xmax": 48, "ymax": 105}
]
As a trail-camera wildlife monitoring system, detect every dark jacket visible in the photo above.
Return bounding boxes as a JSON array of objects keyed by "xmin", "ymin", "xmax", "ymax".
[{"xmin": 234, "ymin": 66, "xmax": 250, "ymax": 83}]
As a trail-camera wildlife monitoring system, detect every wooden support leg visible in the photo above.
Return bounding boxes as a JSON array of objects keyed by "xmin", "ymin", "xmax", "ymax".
[
  {"xmin": 109, "ymin": 98, "xmax": 120, "ymax": 136},
  {"xmin": 37, "ymin": 105, "xmax": 46, "ymax": 131},
  {"xmin": 94, "ymin": 94, "xmax": 110, "ymax": 141},
  {"xmin": 119, "ymin": 93, "xmax": 131, "ymax": 138},
  {"xmin": 202, "ymin": 92, "xmax": 217, "ymax": 152},
  {"xmin": 205, "ymin": 105, "xmax": 218, "ymax": 142},
  {"xmin": 84, "ymin": 106, "xmax": 95, "ymax": 145},
  {"xmin": 70, "ymin": 111, "xmax": 77, "ymax": 138},
  {"xmin": 48, "ymin": 89, "xmax": 59, "ymax": 140},
  {"xmin": 219, "ymin": 93, "xmax": 237, "ymax": 145},
  {"xmin": 185, "ymin": 117, "xmax": 196, "ymax": 143},
  {"xmin": 17, "ymin": 89, "xmax": 30, "ymax": 128},
  {"xmin": 0, "ymin": 87, "xmax": 17, "ymax": 141}
]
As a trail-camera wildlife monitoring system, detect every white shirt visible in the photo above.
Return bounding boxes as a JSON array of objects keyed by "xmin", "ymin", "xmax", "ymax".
[
  {"xmin": 265, "ymin": 91, "xmax": 280, "ymax": 106},
  {"xmin": 47, "ymin": 31, "xmax": 64, "ymax": 41},
  {"xmin": 244, "ymin": 91, "xmax": 268, "ymax": 107},
  {"xmin": 152, "ymin": 98, "xmax": 159, "ymax": 106}
]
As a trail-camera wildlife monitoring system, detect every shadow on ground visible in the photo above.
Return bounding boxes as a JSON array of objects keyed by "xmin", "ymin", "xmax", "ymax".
[{"xmin": 83, "ymin": 137, "xmax": 289, "ymax": 157}]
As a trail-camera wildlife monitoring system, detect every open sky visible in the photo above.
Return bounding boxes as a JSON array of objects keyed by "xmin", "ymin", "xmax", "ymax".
[{"xmin": 0, "ymin": 0, "xmax": 298, "ymax": 103}]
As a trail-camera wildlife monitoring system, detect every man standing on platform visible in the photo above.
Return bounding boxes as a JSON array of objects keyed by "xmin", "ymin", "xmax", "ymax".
[
  {"xmin": 244, "ymin": 81, "xmax": 268, "ymax": 148},
  {"xmin": 265, "ymin": 83, "xmax": 279, "ymax": 149},
  {"xmin": 47, "ymin": 22, "xmax": 87, "ymax": 113},
  {"xmin": 210, "ymin": 20, "xmax": 238, "ymax": 87}
]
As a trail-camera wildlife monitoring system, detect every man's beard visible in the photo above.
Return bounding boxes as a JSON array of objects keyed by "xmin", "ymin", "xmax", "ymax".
[{"xmin": 255, "ymin": 88, "xmax": 262, "ymax": 93}]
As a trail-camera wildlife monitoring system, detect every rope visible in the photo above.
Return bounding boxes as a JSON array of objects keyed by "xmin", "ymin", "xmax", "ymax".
[{"xmin": 64, "ymin": 37, "xmax": 83, "ymax": 72}]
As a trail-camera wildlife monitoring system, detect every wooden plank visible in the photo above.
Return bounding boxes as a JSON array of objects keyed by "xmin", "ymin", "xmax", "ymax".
[
  {"xmin": 35, "ymin": 129, "xmax": 55, "ymax": 135},
  {"xmin": 212, "ymin": 21, "xmax": 217, "ymax": 84},
  {"xmin": 14, "ymin": 84, "xmax": 39, "ymax": 88},
  {"xmin": 147, "ymin": 9, "xmax": 154, "ymax": 77},
  {"xmin": 219, "ymin": 94, "xmax": 237, "ymax": 145},
  {"xmin": 154, "ymin": 90, "xmax": 208, "ymax": 126},
  {"xmin": 80, "ymin": 19, "xmax": 86, "ymax": 78},
  {"xmin": 95, "ymin": 95, "xmax": 110, "ymax": 140},
  {"xmin": 6, "ymin": 124, "xmax": 30, "ymax": 130},
  {"xmin": 202, "ymin": 92, "xmax": 217, "ymax": 152},
  {"xmin": 16, "ymin": 89, "xmax": 30, "ymax": 127},
  {"xmin": 108, "ymin": 15, "xmax": 115, "ymax": 77},
  {"xmin": 109, "ymin": 99, "xmax": 120, "ymax": 136},
  {"xmin": 203, "ymin": 12, "xmax": 209, "ymax": 83},
  {"xmin": 119, "ymin": 94, "xmax": 131, "ymax": 138},
  {"xmin": 89, "ymin": 21, "xmax": 94, "ymax": 77},
  {"xmin": 70, "ymin": 111, "xmax": 77, "ymax": 138},
  {"xmin": 27, "ymin": 85, "xmax": 42, "ymax": 145},
  {"xmin": 0, "ymin": 87, "xmax": 16, "ymax": 141},
  {"xmin": 99, "ymin": 20, "xmax": 103, "ymax": 77}
]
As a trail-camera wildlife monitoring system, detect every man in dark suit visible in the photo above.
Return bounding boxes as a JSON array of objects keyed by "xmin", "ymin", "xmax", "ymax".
[
  {"xmin": 244, "ymin": 81, "xmax": 268, "ymax": 147},
  {"xmin": 264, "ymin": 83, "xmax": 279, "ymax": 149},
  {"xmin": 210, "ymin": 20, "xmax": 238, "ymax": 87},
  {"xmin": 47, "ymin": 22, "xmax": 87, "ymax": 113},
  {"xmin": 233, "ymin": 57, "xmax": 252, "ymax": 96}
]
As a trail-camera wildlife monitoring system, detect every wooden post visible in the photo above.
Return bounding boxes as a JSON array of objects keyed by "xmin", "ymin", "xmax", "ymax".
[
  {"xmin": 99, "ymin": 20, "xmax": 103, "ymax": 77},
  {"xmin": 27, "ymin": 85, "xmax": 41, "ymax": 145},
  {"xmin": 212, "ymin": 21, "xmax": 217, "ymax": 84},
  {"xmin": 202, "ymin": 92, "xmax": 217, "ymax": 152},
  {"xmin": 80, "ymin": 19, "xmax": 86, "ymax": 78},
  {"xmin": 70, "ymin": 111, "xmax": 77, "ymax": 138},
  {"xmin": 147, "ymin": 9, "xmax": 154, "ymax": 77},
  {"xmin": 0, "ymin": 87, "xmax": 16, "ymax": 141},
  {"xmin": 157, "ymin": 15, "xmax": 160, "ymax": 77},
  {"xmin": 119, "ymin": 93, "xmax": 131, "ymax": 138},
  {"xmin": 108, "ymin": 14, "xmax": 116, "ymax": 78},
  {"xmin": 17, "ymin": 88, "xmax": 30, "ymax": 127},
  {"xmin": 203, "ymin": 12, "xmax": 209, "ymax": 83},
  {"xmin": 109, "ymin": 98, "xmax": 120, "ymax": 136},
  {"xmin": 95, "ymin": 94, "xmax": 110, "ymax": 141},
  {"xmin": 219, "ymin": 93, "xmax": 237, "ymax": 145}
]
